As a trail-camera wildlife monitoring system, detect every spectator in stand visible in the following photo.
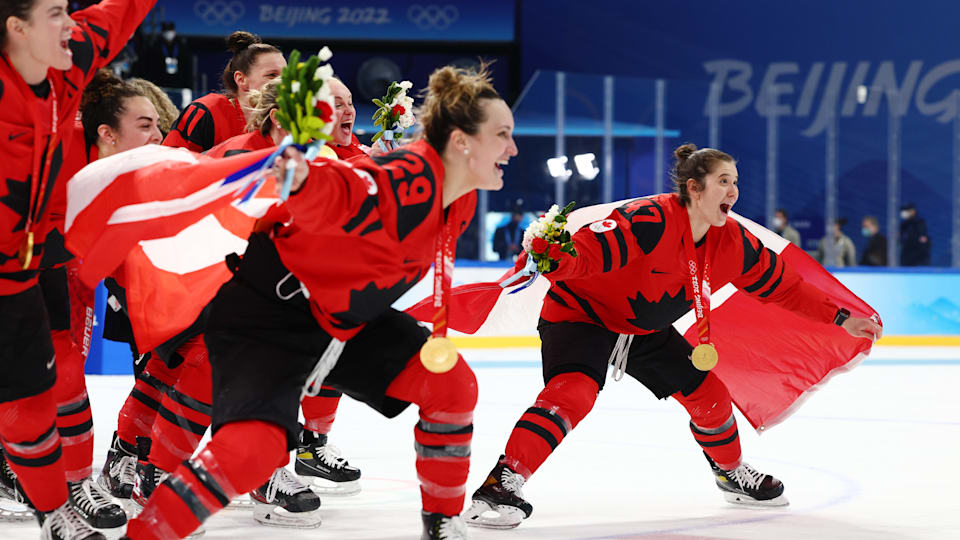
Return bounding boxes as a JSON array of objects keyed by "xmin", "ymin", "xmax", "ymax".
[
  {"xmin": 859, "ymin": 215, "xmax": 887, "ymax": 266},
  {"xmin": 135, "ymin": 21, "xmax": 192, "ymax": 89},
  {"xmin": 899, "ymin": 203, "xmax": 930, "ymax": 266},
  {"xmin": 816, "ymin": 218, "xmax": 856, "ymax": 267},
  {"xmin": 493, "ymin": 205, "xmax": 525, "ymax": 261},
  {"xmin": 772, "ymin": 208, "xmax": 801, "ymax": 247}
]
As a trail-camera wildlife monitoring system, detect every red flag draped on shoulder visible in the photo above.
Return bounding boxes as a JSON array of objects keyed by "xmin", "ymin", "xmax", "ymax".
[
  {"xmin": 65, "ymin": 144, "xmax": 280, "ymax": 350},
  {"xmin": 407, "ymin": 198, "xmax": 881, "ymax": 432},
  {"xmin": 66, "ymin": 144, "xmax": 276, "ymax": 286}
]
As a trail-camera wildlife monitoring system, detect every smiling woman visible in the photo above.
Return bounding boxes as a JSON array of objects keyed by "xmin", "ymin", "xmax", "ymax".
[
  {"xmin": 464, "ymin": 142, "xmax": 883, "ymax": 530},
  {"xmin": 0, "ymin": 0, "xmax": 157, "ymax": 538},
  {"xmin": 125, "ymin": 63, "xmax": 517, "ymax": 540}
]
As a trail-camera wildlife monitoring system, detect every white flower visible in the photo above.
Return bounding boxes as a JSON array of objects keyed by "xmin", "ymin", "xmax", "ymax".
[
  {"xmin": 291, "ymin": 81, "xmax": 301, "ymax": 94},
  {"xmin": 315, "ymin": 82, "xmax": 331, "ymax": 100},
  {"xmin": 317, "ymin": 46, "xmax": 333, "ymax": 62},
  {"xmin": 314, "ymin": 64, "xmax": 334, "ymax": 81},
  {"xmin": 399, "ymin": 80, "xmax": 413, "ymax": 90}
]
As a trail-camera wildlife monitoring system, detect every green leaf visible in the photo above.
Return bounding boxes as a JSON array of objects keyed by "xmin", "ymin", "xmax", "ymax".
[
  {"xmin": 371, "ymin": 132, "xmax": 382, "ymax": 143},
  {"xmin": 372, "ymin": 99, "xmax": 386, "ymax": 108},
  {"xmin": 562, "ymin": 201, "xmax": 577, "ymax": 215}
]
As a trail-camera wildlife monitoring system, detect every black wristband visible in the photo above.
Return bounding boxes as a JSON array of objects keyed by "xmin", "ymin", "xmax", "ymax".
[{"xmin": 833, "ymin": 307, "xmax": 851, "ymax": 326}]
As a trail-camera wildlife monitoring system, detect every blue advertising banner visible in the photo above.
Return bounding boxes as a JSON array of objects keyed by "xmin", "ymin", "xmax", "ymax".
[{"xmin": 158, "ymin": 0, "xmax": 515, "ymax": 42}]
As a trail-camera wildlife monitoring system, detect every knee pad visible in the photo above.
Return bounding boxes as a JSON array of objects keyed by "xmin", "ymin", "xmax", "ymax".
[
  {"xmin": 203, "ymin": 420, "xmax": 288, "ymax": 493},
  {"xmin": 51, "ymin": 330, "xmax": 85, "ymax": 401},
  {"xmin": 538, "ymin": 372, "xmax": 599, "ymax": 430},
  {"xmin": 673, "ymin": 371, "xmax": 732, "ymax": 429},
  {"xmin": 418, "ymin": 355, "xmax": 478, "ymax": 423}
]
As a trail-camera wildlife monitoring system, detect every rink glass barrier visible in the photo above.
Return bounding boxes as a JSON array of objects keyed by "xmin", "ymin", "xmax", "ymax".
[{"xmin": 85, "ymin": 265, "xmax": 960, "ymax": 375}]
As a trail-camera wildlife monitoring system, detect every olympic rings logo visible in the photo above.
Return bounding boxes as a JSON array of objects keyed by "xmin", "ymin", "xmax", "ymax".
[
  {"xmin": 407, "ymin": 4, "xmax": 459, "ymax": 30},
  {"xmin": 194, "ymin": 0, "xmax": 246, "ymax": 25}
]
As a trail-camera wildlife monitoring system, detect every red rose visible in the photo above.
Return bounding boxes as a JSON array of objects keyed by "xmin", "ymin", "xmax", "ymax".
[
  {"xmin": 316, "ymin": 100, "xmax": 334, "ymax": 122},
  {"xmin": 548, "ymin": 243, "xmax": 561, "ymax": 259},
  {"xmin": 531, "ymin": 237, "xmax": 548, "ymax": 253},
  {"xmin": 392, "ymin": 104, "xmax": 405, "ymax": 116}
]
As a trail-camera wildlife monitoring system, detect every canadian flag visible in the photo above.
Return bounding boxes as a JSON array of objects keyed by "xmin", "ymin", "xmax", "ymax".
[
  {"xmin": 408, "ymin": 198, "xmax": 880, "ymax": 432},
  {"xmin": 66, "ymin": 144, "xmax": 280, "ymax": 351}
]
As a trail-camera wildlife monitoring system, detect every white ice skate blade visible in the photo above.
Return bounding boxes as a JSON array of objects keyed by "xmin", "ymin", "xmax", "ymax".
[
  {"xmin": 300, "ymin": 475, "xmax": 361, "ymax": 497},
  {"xmin": 463, "ymin": 500, "xmax": 525, "ymax": 529},
  {"xmin": 93, "ymin": 523, "xmax": 128, "ymax": 540},
  {"xmin": 226, "ymin": 495, "xmax": 255, "ymax": 510},
  {"xmin": 252, "ymin": 502, "xmax": 321, "ymax": 529},
  {"xmin": 0, "ymin": 500, "xmax": 34, "ymax": 522},
  {"xmin": 722, "ymin": 491, "xmax": 790, "ymax": 507}
]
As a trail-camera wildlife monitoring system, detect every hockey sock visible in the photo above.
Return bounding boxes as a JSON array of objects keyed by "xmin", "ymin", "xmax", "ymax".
[
  {"xmin": 126, "ymin": 420, "xmax": 287, "ymax": 540},
  {"xmin": 0, "ymin": 387, "xmax": 67, "ymax": 512},
  {"xmin": 503, "ymin": 371, "xmax": 599, "ymax": 479},
  {"xmin": 149, "ymin": 337, "xmax": 212, "ymax": 472},
  {"xmin": 117, "ymin": 354, "xmax": 182, "ymax": 448},
  {"xmin": 300, "ymin": 386, "xmax": 342, "ymax": 435},
  {"xmin": 673, "ymin": 371, "xmax": 741, "ymax": 470},
  {"xmin": 51, "ymin": 329, "xmax": 94, "ymax": 482},
  {"xmin": 386, "ymin": 354, "xmax": 476, "ymax": 516}
]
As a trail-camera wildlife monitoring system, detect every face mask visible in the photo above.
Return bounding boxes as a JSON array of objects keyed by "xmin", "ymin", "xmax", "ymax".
[
  {"xmin": 861, "ymin": 227, "xmax": 871, "ymax": 237},
  {"xmin": 162, "ymin": 31, "xmax": 176, "ymax": 42},
  {"xmin": 772, "ymin": 216, "xmax": 784, "ymax": 229}
]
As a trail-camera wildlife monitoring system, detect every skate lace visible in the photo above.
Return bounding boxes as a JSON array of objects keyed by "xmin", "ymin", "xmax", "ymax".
[
  {"xmin": 264, "ymin": 468, "xmax": 308, "ymax": 503},
  {"xmin": 732, "ymin": 463, "xmax": 764, "ymax": 491},
  {"xmin": 437, "ymin": 515, "xmax": 468, "ymax": 539},
  {"xmin": 110, "ymin": 454, "xmax": 138, "ymax": 487},
  {"xmin": 71, "ymin": 479, "xmax": 114, "ymax": 514},
  {"xmin": 44, "ymin": 504, "xmax": 96, "ymax": 539},
  {"xmin": 316, "ymin": 444, "xmax": 349, "ymax": 469},
  {"xmin": 2, "ymin": 459, "xmax": 27, "ymax": 504},
  {"xmin": 500, "ymin": 468, "xmax": 526, "ymax": 498}
]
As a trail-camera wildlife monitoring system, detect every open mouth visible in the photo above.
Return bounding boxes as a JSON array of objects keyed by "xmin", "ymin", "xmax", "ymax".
[
  {"xmin": 720, "ymin": 203, "xmax": 731, "ymax": 214},
  {"xmin": 61, "ymin": 39, "xmax": 71, "ymax": 54},
  {"xmin": 496, "ymin": 159, "xmax": 509, "ymax": 175},
  {"xmin": 338, "ymin": 121, "xmax": 352, "ymax": 136}
]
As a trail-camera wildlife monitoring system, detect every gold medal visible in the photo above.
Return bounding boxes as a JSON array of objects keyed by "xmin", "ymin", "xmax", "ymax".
[
  {"xmin": 691, "ymin": 343, "xmax": 718, "ymax": 371},
  {"xmin": 420, "ymin": 336, "xmax": 459, "ymax": 373},
  {"xmin": 18, "ymin": 231, "xmax": 34, "ymax": 270}
]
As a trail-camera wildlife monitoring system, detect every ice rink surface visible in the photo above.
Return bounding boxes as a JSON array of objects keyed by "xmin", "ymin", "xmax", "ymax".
[{"xmin": 2, "ymin": 346, "xmax": 958, "ymax": 539}]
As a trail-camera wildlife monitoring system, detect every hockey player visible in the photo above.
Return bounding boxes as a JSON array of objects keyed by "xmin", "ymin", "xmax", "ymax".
[
  {"xmin": 0, "ymin": 0, "xmax": 156, "ymax": 538},
  {"xmin": 465, "ymin": 143, "xmax": 882, "ymax": 529},
  {"xmin": 123, "ymin": 63, "xmax": 517, "ymax": 540},
  {"xmin": 162, "ymin": 31, "xmax": 284, "ymax": 153}
]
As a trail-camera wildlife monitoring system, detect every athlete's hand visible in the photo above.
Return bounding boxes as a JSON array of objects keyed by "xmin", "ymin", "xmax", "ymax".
[
  {"xmin": 272, "ymin": 146, "xmax": 309, "ymax": 195},
  {"xmin": 842, "ymin": 316, "xmax": 883, "ymax": 341}
]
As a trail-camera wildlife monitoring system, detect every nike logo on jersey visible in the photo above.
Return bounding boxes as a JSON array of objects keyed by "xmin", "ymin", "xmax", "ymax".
[
  {"xmin": 8, "ymin": 132, "xmax": 27, "ymax": 141},
  {"xmin": 650, "ymin": 268, "xmax": 669, "ymax": 274},
  {"xmin": 46, "ymin": 355, "xmax": 55, "ymax": 370}
]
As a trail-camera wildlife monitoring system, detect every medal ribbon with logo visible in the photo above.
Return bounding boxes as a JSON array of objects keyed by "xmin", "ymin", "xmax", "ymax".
[
  {"xmin": 681, "ymin": 207, "xmax": 719, "ymax": 371},
  {"xmin": 419, "ymin": 218, "xmax": 459, "ymax": 373}
]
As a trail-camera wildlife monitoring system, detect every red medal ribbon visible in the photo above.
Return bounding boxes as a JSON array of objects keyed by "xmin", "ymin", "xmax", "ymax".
[
  {"xmin": 680, "ymin": 206, "xmax": 712, "ymax": 346},
  {"xmin": 430, "ymin": 217, "xmax": 457, "ymax": 338}
]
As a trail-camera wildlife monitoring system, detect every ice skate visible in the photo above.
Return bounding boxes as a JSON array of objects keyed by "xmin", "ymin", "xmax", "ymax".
[
  {"xmin": 0, "ymin": 450, "xmax": 35, "ymax": 521},
  {"xmin": 39, "ymin": 501, "xmax": 107, "ymax": 540},
  {"xmin": 463, "ymin": 458, "xmax": 532, "ymax": 529},
  {"xmin": 249, "ymin": 467, "xmax": 321, "ymax": 528},
  {"xmin": 704, "ymin": 452, "xmax": 789, "ymax": 506},
  {"xmin": 422, "ymin": 511, "xmax": 468, "ymax": 539},
  {"xmin": 295, "ymin": 428, "xmax": 361, "ymax": 496},
  {"xmin": 98, "ymin": 431, "xmax": 137, "ymax": 500},
  {"xmin": 67, "ymin": 477, "xmax": 127, "ymax": 530}
]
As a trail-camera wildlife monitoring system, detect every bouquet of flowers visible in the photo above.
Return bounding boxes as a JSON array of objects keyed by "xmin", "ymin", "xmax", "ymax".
[
  {"xmin": 371, "ymin": 80, "xmax": 415, "ymax": 150},
  {"xmin": 522, "ymin": 202, "xmax": 578, "ymax": 273},
  {"xmin": 269, "ymin": 47, "xmax": 336, "ymax": 199},
  {"xmin": 275, "ymin": 47, "xmax": 336, "ymax": 145}
]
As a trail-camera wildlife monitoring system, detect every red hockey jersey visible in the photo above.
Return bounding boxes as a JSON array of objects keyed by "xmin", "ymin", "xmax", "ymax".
[
  {"xmin": 0, "ymin": 0, "xmax": 155, "ymax": 295},
  {"xmin": 163, "ymin": 93, "xmax": 246, "ymax": 153},
  {"xmin": 542, "ymin": 193, "xmax": 839, "ymax": 333},
  {"xmin": 275, "ymin": 140, "xmax": 476, "ymax": 340}
]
